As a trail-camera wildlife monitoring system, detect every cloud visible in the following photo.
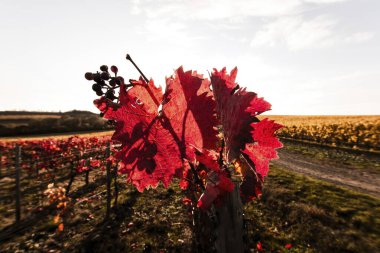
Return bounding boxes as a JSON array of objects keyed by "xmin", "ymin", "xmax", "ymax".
[
  {"xmin": 131, "ymin": 0, "xmax": 142, "ymax": 15},
  {"xmin": 143, "ymin": 18, "xmax": 186, "ymax": 39},
  {"xmin": 343, "ymin": 32, "xmax": 374, "ymax": 43},
  {"xmin": 130, "ymin": 0, "xmax": 352, "ymax": 20},
  {"xmin": 138, "ymin": 18, "xmax": 209, "ymax": 49},
  {"xmin": 130, "ymin": 0, "xmax": 319, "ymax": 20},
  {"xmin": 130, "ymin": 0, "xmax": 360, "ymax": 52},
  {"xmin": 303, "ymin": 0, "xmax": 347, "ymax": 3},
  {"xmin": 251, "ymin": 15, "xmax": 374, "ymax": 50},
  {"xmin": 251, "ymin": 15, "xmax": 337, "ymax": 50}
]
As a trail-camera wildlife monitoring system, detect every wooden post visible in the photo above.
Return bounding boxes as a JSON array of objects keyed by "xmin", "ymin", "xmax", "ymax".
[
  {"xmin": 214, "ymin": 184, "xmax": 245, "ymax": 253},
  {"xmin": 67, "ymin": 149, "xmax": 80, "ymax": 195},
  {"xmin": 85, "ymin": 169, "xmax": 90, "ymax": 185},
  {"xmin": 36, "ymin": 157, "xmax": 39, "ymax": 177},
  {"xmin": 85, "ymin": 158, "xmax": 90, "ymax": 186},
  {"xmin": 113, "ymin": 166, "xmax": 119, "ymax": 208},
  {"xmin": 105, "ymin": 142, "xmax": 111, "ymax": 219},
  {"xmin": 52, "ymin": 161, "xmax": 57, "ymax": 183},
  {"xmin": 66, "ymin": 162, "xmax": 76, "ymax": 196},
  {"xmin": 0, "ymin": 152, "xmax": 2, "ymax": 178},
  {"xmin": 191, "ymin": 183, "xmax": 245, "ymax": 253},
  {"xmin": 15, "ymin": 145, "xmax": 21, "ymax": 222}
]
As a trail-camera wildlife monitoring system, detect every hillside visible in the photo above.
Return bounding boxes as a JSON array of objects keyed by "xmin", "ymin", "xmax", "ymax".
[{"xmin": 0, "ymin": 110, "xmax": 112, "ymax": 137}]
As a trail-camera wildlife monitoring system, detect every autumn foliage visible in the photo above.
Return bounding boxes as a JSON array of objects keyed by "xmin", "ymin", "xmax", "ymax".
[{"xmin": 93, "ymin": 65, "xmax": 282, "ymax": 208}]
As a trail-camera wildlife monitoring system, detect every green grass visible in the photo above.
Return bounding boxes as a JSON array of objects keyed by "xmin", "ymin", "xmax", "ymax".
[
  {"xmin": 1, "ymin": 165, "xmax": 379, "ymax": 252},
  {"xmin": 282, "ymin": 140, "xmax": 380, "ymax": 173},
  {"xmin": 245, "ymin": 165, "xmax": 380, "ymax": 252}
]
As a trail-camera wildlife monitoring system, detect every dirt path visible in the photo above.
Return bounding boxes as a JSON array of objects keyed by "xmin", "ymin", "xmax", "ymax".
[{"xmin": 273, "ymin": 148, "xmax": 380, "ymax": 198}]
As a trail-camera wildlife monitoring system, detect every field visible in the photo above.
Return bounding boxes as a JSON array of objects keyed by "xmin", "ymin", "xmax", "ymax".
[
  {"xmin": 262, "ymin": 115, "xmax": 380, "ymax": 153},
  {"xmin": 1, "ymin": 130, "xmax": 113, "ymax": 142},
  {"xmin": 0, "ymin": 111, "xmax": 112, "ymax": 137},
  {"xmin": 0, "ymin": 115, "xmax": 61, "ymax": 129},
  {"xmin": 0, "ymin": 115, "xmax": 379, "ymax": 252}
]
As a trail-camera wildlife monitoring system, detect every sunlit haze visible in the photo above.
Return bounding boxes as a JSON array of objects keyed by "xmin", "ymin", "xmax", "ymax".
[{"xmin": 0, "ymin": 0, "xmax": 379, "ymax": 115}]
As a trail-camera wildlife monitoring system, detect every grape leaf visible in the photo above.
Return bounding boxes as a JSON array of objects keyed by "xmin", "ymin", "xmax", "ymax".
[
  {"xmin": 94, "ymin": 65, "xmax": 281, "ymax": 203},
  {"xmin": 197, "ymin": 170, "xmax": 235, "ymax": 210},
  {"xmin": 239, "ymin": 154, "xmax": 264, "ymax": 202},
  {"xmin": 95, "ymin": 80, "xmax": 182, "ymax": 191},
  {"xmin": 191, "ymin": 147, "xmax": 235, "ymax": 209},
  {"xmin": 210, "ymin": 67, "xmax": 282, "ymax": 200},
  {"xmin": 211, "ymin": 67, "xmax": 262, "ymax": 160},
  {"xmin": 191, "ymin": 146, "xmax": 220, "ymax": 172},
  {"xmin": 163, "ymin": 67, "xmax": 218, "ymax": 155},
  {"xmin": 94, "ymin": 67, "xmax": 218, "ymax": 191},
  {"xmin": 179, "ymin": 160, "xmax": 191, "ymax": 190},
  {"xmin": 58, "ymin": 223, "xmax": 64, "ymax": 232},
  {"xmin": 242, "ymin": 118, "xmax": 283, "ymax": 177}
]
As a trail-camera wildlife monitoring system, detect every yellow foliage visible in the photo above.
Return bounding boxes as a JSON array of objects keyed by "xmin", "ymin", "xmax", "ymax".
[{"xmin": 259, "ymin": 115, "xmax": 380, "ymax": 151}]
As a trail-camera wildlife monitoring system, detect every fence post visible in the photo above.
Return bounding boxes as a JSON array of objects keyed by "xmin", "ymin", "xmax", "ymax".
[
  {"xmin": 66, "ymin": 162, "xmax": 76, "ymax": 196},
  {"xmin": 0, "ymin": 152, "xmax": 2, "ymax": 178},
  {"xmin": 113, "ymin": 165, "xmax": 119, "ymax": 208},
  {"xmin": 85, "ymin": 159, "xmax": 90, "ymax": 186},
  {"xmin": 105, "ymin": 142, "xmax": 111, "ymax": 219},
  {"xmin": 15, "ymin": 145, "xmax": 21, "ymax": 222},
  {"xmin": 67, "ymin": 149, "xmax": 80, "ymax": 196}
]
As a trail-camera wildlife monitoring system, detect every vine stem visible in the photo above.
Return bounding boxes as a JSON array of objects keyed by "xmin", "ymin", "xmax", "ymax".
[
  {"xmin": 218, "ymin": 138, "xmax": 225, "ymax": 167},
  {"xmin": 189, "ymin": 162, "xmax": 205, "ymax": 191},
  {"xmin": 126, "ymin": 54, "xmax": 149, "ymax": 83}
]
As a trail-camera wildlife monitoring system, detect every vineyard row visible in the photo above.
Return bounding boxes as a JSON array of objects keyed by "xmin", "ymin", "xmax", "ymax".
[{"xmin": 0, "ymin": 136, "xmax": 121, "ymax": 233}]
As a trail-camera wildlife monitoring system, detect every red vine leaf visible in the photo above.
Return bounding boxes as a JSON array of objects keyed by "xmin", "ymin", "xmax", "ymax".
[
  {"xmin": 239, "ymin": 155, "xmax": 264, "ymax": 202},
  {"xmin": 163, "ymin": 67, "xmax": 218, "ymax": 154},
  {"xmin": 179, "ymin": 160, "xmax": 191, "ymax": 190},
  {"xmin": 191, "ymin": 147, "xmax": 235, "ymax": 209},
  {"xmin": 58, "ymin": 223, "xmax": 64, "ymax": 232},
  {"xmin": 246, "ymin": 96, "xmax": 272, "ymax": 116},
  {"xmin": 197, "ymin": 171, "xmax": 235, "ymax": 210},
  {"xmin": 211, "ymin": 67, "xmax": 282, "ymax": 201},
  {"xmin": 191, "ymin": 146, "xmax": 220, "ymax": 172},
  {"xmin": 128, "ymin": 77, "xmax": 163, "ymax": 114},
  {"xmin": 94, "ymin": 67, "xmax": 218, "ymax": 192},
  {"xmin": 95, "ymin": 80, "xmax": 181, "ymax": 192},
  {"xmin": 211, "ymin": 67, "xmax": 265, "ymax": 160},
  {"xmin": 242, "ymin": 119, "xmax": 283, "ymax": 177}
]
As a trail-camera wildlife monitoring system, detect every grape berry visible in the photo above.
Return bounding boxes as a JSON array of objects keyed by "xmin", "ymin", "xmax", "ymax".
[{"xmin": 84, "ymin": 65, "xmax": 129, "ymax": 101}]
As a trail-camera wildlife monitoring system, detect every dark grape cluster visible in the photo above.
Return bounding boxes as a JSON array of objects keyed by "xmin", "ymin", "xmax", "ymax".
[
  {"xmin": 85, "ymin": 55, "xmax": 148, "ymax": 111},
  {"xmin": 84, "ymin": 65, "xmax": 123, "ymax": 100}
]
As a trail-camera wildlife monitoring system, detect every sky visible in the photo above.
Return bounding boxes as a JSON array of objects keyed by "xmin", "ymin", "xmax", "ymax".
[{"xmin": 0, "ymin": 0, "xmax": 379, "ymax": 115}]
